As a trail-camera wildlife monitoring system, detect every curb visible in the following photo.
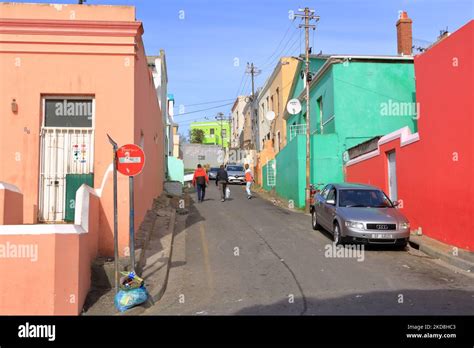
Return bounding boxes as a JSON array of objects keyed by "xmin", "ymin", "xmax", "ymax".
[
  {"xmin": 120, "ymin": 209, "xmax": 177, "ymax": 315},
  {"xmin": 149, "ymin": 208, "xmax": 177, "ymax": 303},
  {"xmin": 409, "ymin": 234, "xmax": 474, "ymax": 272}
]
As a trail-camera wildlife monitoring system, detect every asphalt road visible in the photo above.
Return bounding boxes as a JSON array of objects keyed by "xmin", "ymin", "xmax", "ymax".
[{"xmin": 146, "ymin": 182, "xmax": 474, "ymax": 315}]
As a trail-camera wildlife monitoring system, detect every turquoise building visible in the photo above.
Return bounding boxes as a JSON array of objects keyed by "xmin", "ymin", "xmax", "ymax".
[{"xmin": 263, "ymin": 54, "xmax": 418, "ymax": 207}]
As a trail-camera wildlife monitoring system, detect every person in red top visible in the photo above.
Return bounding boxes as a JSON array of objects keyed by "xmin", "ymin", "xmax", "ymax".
[{"xmin": 192, "ymin": 164, "xmax": 209, "ymax": 203}]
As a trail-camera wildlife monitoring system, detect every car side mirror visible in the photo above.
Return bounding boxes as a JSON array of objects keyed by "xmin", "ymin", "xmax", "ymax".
[
  {"xmin": 393, "ymin": 200, "xmax": 400, "ymax": 207},
  {"xmin": 326, "ymin": 199, "xmax": 335, "ymax": 205}
]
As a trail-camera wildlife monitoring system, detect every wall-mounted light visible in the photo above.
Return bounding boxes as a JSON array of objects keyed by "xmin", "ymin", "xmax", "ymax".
[{"xmin": 11, "ymin": 99, "xmax": 18, "ymax": 113}]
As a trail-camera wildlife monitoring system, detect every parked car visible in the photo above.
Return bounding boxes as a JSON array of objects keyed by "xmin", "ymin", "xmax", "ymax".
[
  {"xmin": 310, "ymin": 183, "xmax": 410, "ymax": 247},
  {"xmin": 225, "ymin": 164, "xmax": 246, "ymax": 184},
  {"xmin": 208, "ymin": 167, "xmax": 219, "ymax": 180}
]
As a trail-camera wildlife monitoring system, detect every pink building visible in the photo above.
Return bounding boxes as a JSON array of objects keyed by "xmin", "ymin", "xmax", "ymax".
[{"xmin": 0, "ymin": 3, "xmax": 164, "ymax": 314}]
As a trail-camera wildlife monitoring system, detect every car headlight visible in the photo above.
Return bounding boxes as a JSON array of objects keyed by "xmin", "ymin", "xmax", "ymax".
[
  {"xmin": 345, "ymin": 221, "xmax": 365, "ymax": 229},
  {"xmin": 399, "ymin": 222, "xmax": 410, "ymax": 229}
]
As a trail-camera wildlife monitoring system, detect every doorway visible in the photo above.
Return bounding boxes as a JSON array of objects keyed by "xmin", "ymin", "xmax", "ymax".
[
  {"xmin": 387, "ymin": 151, "xmax": 398, "ymax": 201},
  {"xmin": 38, "ymin": 98, "xmax": 94, "ymax": 222}
]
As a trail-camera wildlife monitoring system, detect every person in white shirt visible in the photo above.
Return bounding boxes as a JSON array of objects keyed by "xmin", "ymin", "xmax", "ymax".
[{"xmin": 244, "ymin": 164, "xmax": 254, "ymax": 199}]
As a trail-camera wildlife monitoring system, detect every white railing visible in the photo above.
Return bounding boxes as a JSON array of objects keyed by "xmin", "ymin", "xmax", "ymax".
[{"xmin": 289, "ymin": 124, "xmax": 306, "ymax": 142}]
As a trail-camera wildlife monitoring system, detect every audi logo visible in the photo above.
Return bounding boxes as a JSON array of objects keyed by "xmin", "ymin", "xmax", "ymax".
[{"xmin": 376, "ymin": 225, "xmax": 389, "ymax": 230}]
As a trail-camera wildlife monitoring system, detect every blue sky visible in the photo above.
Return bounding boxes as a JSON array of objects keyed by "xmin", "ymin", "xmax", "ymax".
[{"xmin": 11, "ymin": 0, "xmax": 473, "ymax": 135}]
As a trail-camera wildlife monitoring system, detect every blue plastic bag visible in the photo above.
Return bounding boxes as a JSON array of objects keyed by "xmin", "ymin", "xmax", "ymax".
[{"xmin": 114, "ymin": 286, "xmax": 148, "ymax": 312}]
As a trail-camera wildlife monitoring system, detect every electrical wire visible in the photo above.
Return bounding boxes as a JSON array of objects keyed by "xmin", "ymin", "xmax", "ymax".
[
  {"xmin": 256, "ymin": 18, "xmax": 296, "ymax": 67},
  {"xmin": 259, "ymin": 26, "xmax": 300, "ymax": 72},
  {"xmin": 175, "ymin": 101, "xmax": 235, "ymax": 117},
  {"xmin": 180, "ymin": 98, "xmax": 236, "ymax": 107}
]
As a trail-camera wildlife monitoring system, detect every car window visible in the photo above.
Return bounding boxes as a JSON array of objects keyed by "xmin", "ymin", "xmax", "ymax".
[
  {"xmin": 227, "ymin": 166, "xmax": 243, "ymax": 171},
  {"xmin": 327, "ymin": 188, "xmax": 337, "ymax": 202},
  {"xmin": 320, "ymin": 185, "xmax": 330, "ymax": 199},
  {"xmin": 339, "ymin": 189, "xmax": 393, "ymax": 208}
]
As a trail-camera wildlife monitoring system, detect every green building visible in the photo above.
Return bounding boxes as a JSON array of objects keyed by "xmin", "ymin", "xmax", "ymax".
[
  {"xmin": 263, "ymin": 55, "xmax": 418, "ymax": 207},
  {"xmin": 190, "ymin": 121, "xmax": 231, "ymax": 148}
]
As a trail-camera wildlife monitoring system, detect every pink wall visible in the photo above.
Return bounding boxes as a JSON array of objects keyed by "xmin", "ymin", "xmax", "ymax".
[
  {"xmin": 0, "ymin": 185, "xmax": 23, "ymax": 225},
  {"xmin": 0, "ymin": 186, "xmax": 100, "ymax": 315},
  {"xmin": 0, "ymin": 3, "xmax": 164, "ymax": 257},
  {"xmin": 346, "ymin": 21, "xmax": 474, "ymax": 251},
  {"xmin": 132, "ymin": 34, "xmax": 164, "ymax": 234}
]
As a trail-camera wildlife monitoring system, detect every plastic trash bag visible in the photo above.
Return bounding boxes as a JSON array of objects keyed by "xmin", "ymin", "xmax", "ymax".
[
  {"xmin": 114, "ymin": 286, "xmax": 148, "ymax": 312},
  {"xmin": 225, "ymin": 187, "xmax": 231, "ymax": 199}
]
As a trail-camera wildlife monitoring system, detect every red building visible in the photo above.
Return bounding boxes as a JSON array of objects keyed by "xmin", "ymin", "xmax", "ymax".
[{"xmin": 345, "ymin": 21, "xmax": 473, "ymax": 251}]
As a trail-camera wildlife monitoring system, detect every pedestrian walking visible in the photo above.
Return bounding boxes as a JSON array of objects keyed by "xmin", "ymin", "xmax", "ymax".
[
  {"xmin": 192, "ymin": 164, "xmax": 209, "ymax": 203},
  {"xmin": 244, "ymin": 163, "xmax": 254, "ymax": 199},
  {"xmin": 216, "ymin": 164, "xmax": 229, "ymax": 202}
]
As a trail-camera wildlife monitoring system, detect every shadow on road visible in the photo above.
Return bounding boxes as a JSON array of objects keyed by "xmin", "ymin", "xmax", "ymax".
[{"xmin": 233, "ymin": 289, "xmax": 474, "ymax": 315}]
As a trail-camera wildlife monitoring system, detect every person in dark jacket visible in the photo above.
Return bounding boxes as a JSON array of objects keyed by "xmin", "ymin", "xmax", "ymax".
[
  {"xmin": 192, "ymin": 164, "xmax": 209, "ymax": 203},
  {"xmin": 215, "ymin": 164, "xmax": 229, "ymax": 202}
]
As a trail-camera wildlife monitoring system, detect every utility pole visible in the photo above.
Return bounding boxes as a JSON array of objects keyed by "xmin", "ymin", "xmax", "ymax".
[
  {"xmin": 246, "ymin": 62, "xmax": 261, "ymax": 150},
  {"xmin": 294, "ymin": 7, "xmax": 319, "ymax": 213},
  {"xmin": 215, "ymin": 112, "xmax": 227, "ymax": 164}
]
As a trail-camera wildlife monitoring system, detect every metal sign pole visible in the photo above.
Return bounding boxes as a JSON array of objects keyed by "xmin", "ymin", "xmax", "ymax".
[
  {"xmin": 129, "ymin": 175, "xmax": 135, "ymax": 272},
  {"xmin": 107, "ymin": 134, "xmax": 120, "ymax": 294}
]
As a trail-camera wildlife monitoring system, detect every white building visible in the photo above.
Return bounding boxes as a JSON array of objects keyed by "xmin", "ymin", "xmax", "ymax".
[{"xmin": 230, "ymin": 96, "xmax": 248, "ymax": 148}]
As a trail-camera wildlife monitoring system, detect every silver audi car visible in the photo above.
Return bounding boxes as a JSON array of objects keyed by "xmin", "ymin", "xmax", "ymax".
[{"xmin": 310, "ymin": 183, "xmax": 410, "ymax": 247}]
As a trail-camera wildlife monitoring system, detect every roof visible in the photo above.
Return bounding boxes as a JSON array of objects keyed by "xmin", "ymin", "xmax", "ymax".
[
  {"xmin": 331, "ymin": 183, "xmax": 381, "ymax": 190},
  {"xmin": 146, "ymin": 55, "xmax": 159, "ymax": 67}
]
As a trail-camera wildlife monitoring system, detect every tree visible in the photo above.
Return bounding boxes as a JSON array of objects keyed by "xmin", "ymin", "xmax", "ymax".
[{"xmin": 190, "ymin": 129, "xmax": 205, "ymax": 144}]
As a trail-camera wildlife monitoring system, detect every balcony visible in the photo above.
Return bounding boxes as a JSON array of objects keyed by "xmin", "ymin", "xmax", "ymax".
[{"xmin": 289, "ymin": 124, "xmax": 306, "ymax": 142}]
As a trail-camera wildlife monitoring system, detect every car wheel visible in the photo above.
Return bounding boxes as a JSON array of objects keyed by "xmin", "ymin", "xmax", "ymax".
[
  {"xmin": 397, "ymin": 241, "xmax": 408, "ymax": 250},
  {"xmin": 311, "ymin": 209, "xmax": 320, "ymax": 230},
  {"xmin": 333, "ymin": 222, "xmax": 343, "ymax": 245}
]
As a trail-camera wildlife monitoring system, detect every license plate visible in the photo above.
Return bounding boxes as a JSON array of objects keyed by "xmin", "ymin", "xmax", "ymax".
[{"xmin": 371, "ymin": 233, "xmax": 393, "ymax": 239}]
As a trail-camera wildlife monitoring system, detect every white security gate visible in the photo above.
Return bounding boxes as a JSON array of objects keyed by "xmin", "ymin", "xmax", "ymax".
[
  {"xmin": 266, "ymin": 159, "xmax": 276, "ymax": 187},
  {"xmin": 39, "ymin": 128, "xmax": 94, "ymax": 222}
]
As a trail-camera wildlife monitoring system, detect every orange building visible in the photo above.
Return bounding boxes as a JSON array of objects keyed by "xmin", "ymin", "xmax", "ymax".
[{"xmin": 0, "ymin": 3, "xmax": 164, "ymax": 314}]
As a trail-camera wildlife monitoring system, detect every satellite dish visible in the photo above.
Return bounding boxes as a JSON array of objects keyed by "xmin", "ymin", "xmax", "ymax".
[
  {"xmin": 266, "ymin": 111, "xmax": 275, "ymax": 121},
  {"xmin": 287, "ymin": 99, "xmax": 302, "ymax": 115}
]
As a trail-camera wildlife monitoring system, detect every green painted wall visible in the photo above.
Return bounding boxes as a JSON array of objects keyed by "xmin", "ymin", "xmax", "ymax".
[
  {"xmin": 167, "ymin": 156, "xmax": 184, "ymax": 184},
  {"xmin": 190, "ymin": 121, "xmax": 231, "ymax": 147},
  {"xmin": 280, "ymin": 59, "xmax": 417, "ymax": 205},
  {"xmin": 310, "ymin": 133, "xmax": 344, "ymax": 185},
  {"xmin": 286, "ymin": 57, "xmax": 329, "ymax": 137},
  {"xmin": 274, "ymin": 135, "xmax": 306, "ymax": 208},
  {"xmin": 333, "ymin": 62, "xmax": 417, "ymax": 139},
  {"xmin": 291, "ymin": 58, "xmax": 328, "ymax": 102},
  {"xmin": 262, "ymin": 163, "xmax": 270, "ymax": 191}
]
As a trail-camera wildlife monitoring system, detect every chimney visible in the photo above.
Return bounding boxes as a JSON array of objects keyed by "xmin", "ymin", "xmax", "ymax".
[{"xmin": 396, "ymin": 11, "xmax": 413, "ymax": 56}]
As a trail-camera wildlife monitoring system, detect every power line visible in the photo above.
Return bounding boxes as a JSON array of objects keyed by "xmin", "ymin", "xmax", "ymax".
[
  {"xmin": 178, "ymin": 98, "xmax": 236, "ymax": 108},
  {"xmin": 256, "ymin": 18, "xmax": 296, "ymax": 67},
  {"xmin": 175, "ymin": 101, "xmax": 235, "ymax": 117},
  {"xmin": 259, "ymin": 26, "xmax": 300, "ymax": 72},
  {"xmin": 235, "ymin": 72, "xmax": 245, "ymax": 98}
]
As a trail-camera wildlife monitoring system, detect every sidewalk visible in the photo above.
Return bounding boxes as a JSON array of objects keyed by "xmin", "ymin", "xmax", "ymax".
[
  {"xmin": 409, "ymin": 233, "xmax": 474, "ymax": 272},
  {"xmin": 82, "ymin": 190, "xmax": 188, "ymax": 315},
  {"xmin": 252, "ymin": 184, "xmax": 306, "ymax": 214}
]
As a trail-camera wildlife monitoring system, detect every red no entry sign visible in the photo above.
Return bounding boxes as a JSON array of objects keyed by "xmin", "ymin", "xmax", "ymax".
[{"xmin": 116, "ymin": 144, "xmax": 145, "ymax": 176}]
